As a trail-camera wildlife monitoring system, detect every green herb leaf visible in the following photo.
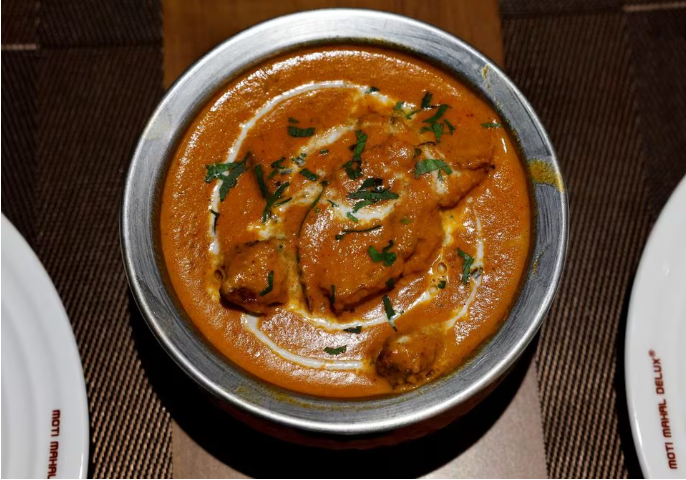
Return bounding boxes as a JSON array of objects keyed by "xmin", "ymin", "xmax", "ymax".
[
  {"xmin": 343, "ymin": 326, "xmax": 362, "ymax": 334},
  {"xmin": 432, "ymin": 122, "xmax": 444, "ymax": 143},
  {"xmin": 437, "ymin": 280, "xmax": 447, "ymax": 289},
  {"xmin": 288, "ymin": 117, "xmax": 299, "ymax": 124},
  {"xmin": 324, "ymin": 345, "xmax": 347, "ymax": 355},
  {"xmin": 319, "ymin": 149, "xmax": 329, "ymax": 155},
  {"xmin": 210, "ymin": 209, "xmax": 220, "ymax": 233},
  {"xmin": 206, "ymin": 153, "xmax": 250, "ymax": 200},
  {"xmin": 366, "ymin": 86, "xmax": 380, "ymax": 94},
  {"xmin": 413, "ymin": 148, "xmax": 422, "ymax": 158},
  {"xmin": 405, "ymin": 109, "xmax": 422, "ymax": 119},
  {"xmin": 414, "ymin": 159, "xmax": 453, "ymax": 178},
  {"xmin": 394, "ymin": 101, "xmax": 404, "ymax": 111},
  {"xmin": 352, "ymin": 200, "xmax": 375, "ymax": 213},
  {"xmin": 292, "ymin": 152, "xmax": 307, "ymax": 165},
  {"xmin": 204, "ymin": 162, "xmax": 232, "ymax": 182},
  {"xmin": 368, "ymin": 240, "xmax": 397, "ymax": 266},
  {"xmin": 347, "ymin": 189, "xmax": 399, "ymax": 202},
  {"xmin": 352, "ymin": 130, "xmax": 367, "ymax": 159},
  {"xmin": 358, "ymin": 177, "xmax": 383, "ymax": 191},
  {"xmin": 268, "ymin": 158, "xmax": 287, "ymax": 179},
  {"xmin": 331, "ymin": 285, "xmax": 336, "ymax": 305},
  {"xmin": 444, "ymin": 119, "xmax": 455, "ymax": 134},
  {"xmin": 259, "ymin": 271, "xmax": 274, "ymax": 296},
  {"xmin": 327, "ymin": 199, "xmax": 338, "ymax": 207},
  {"xmin": 262, "ymin": 182, "xmax": 290, "ymax": 222},
  {"xmin": 457, "ymin": 248, "xmax": 475, "ymax": 284},
  {"xmin": 335, "ymin": 224, "xmax": 382, "ymax": 241},
  {"xmin": 343, "ymin": 161, "xmax": 363, "ymax": 179},
  {"xmin": 346, "ymin": 212, "xmax": 359, "ymax": 223},
  {"xmin": 400, "ymin": 217, "xmax": 411, "ymax": 225},
  {"xmin": 299, "ymin": 168, "xmax": 319, "ymax": 182},
  {"xmin": 342, "ymin": 130, "xmax": 367, "ymax": 179},
  {"xmin": 270, "ymin": 157, "xmax": 286, "ymax": 169},
  {"xmin": 382, "ymin": 295, "xmax": 397, "ymax": 330},
  {"xmin": 421, "ymin": 92, "xmax": 433, "ymax": 109},
  {"xmin": 254, "ymin": 164, "xmax": 270, "ymax": 198},
  {"xmin": 386, "ymin": 278, "xmax": 395, "ymax": 289},
  {"xmin": 273, "ymin": 197, "xmax": 292, "ymax": 208},
  {"xmin": 481, "ymin": 122, "xmax": 502, "ymax": 129},
  {"xmin": 423, "ymin": 104, "xmax": 449, "ymax": 124},
  {"xmin": 217, "ymin": 154, "xmax": 250, "ymax": 201},
  {"xmin": 287, "ymin": 125, "xmax": 315, "ymax": 137}
]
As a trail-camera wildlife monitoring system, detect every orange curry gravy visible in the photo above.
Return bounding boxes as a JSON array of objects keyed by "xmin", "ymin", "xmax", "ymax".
[{"xmin": 161, "ymin": 46, "xmax": 531, "ymax": 397}]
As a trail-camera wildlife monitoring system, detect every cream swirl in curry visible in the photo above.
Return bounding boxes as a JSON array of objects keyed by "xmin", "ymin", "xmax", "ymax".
[{"xmin": 161, "ymin": 46, "xmax": 531, "ymax": 397}]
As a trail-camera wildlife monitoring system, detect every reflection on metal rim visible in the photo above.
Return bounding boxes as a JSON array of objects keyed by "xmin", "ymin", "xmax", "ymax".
[{"xmin": 121, "ymin": 9, "xmax": 568, "ymax": 436}]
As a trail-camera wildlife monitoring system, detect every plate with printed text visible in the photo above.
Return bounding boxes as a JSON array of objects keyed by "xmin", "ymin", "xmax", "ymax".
[{"xmin": 626, "ymin": 175, "xmax": 686, "ymax": 478}]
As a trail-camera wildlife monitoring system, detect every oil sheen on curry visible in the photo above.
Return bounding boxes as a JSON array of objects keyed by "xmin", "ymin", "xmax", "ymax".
[{"xmin": 161, "ymin": 46, "xmax": 531, "ymax": 397}]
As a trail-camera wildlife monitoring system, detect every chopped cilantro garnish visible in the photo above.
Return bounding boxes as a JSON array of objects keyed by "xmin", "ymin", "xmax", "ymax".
[
  {"xmin": 352, "ymin": 200, "xmax": 375, "ymax": 213},
  {"xmin": 413, "ymin": 148, "xmax": 422, "ymax": 158},
  {"xmin": 386, "ymin": 278, "xmax": 395, "ymax": 289},
  {"xmin": 382, "ymin": 295, "xmax": 397, "ymax": 330},
  {"xmin": 324, "ymin": 345, "xmax": 347, "ymax": 355},
  {"xmin": 405, "ymin": 109, "xmax": 422, "ymax": 119},
  {"xmin": 210, "ymin": 209, "xmax": 219, "ymax": 233},
  {"xmin": 270, "ymin": 157, "xmax": 286, "ymax": 169},
  {"xmin": 421, "ymin": 92, "xmax": 433, "ymax": 109},
  {"xmin": 204, "ymin": 163, "xmax": 232, "ymax": 182},
  {"xmin": 204, "ymin": 152, "xmax": 250, "ymax": 201},
  {"xmin": 348, "ymin": 177, "xmax": 398, "ymax": 211},
  {"xmin": 481, "ymin": 122, "xmax": 502, "ymax": 128},
  {"xmin": 327, "ymin": 199, "xmax": 338, "ymax": 207},
  {"xmin": 342, "ymin": 130, "xmax": 367, "ymax": 179},
  {"xmin": 259, "ymin": 271, "xmax": 274, "ymax": 296},
  {"xmin": 335, "ymin": 224, "xmax": 381, "ymax": 241},
  {"xmin": 273, "ymin": 197, "xmax": 292, "ymax": 208},
  {"xmin": 319, "ymin": 149, "xmax": 329, "ymax": 155},
  {"xmin": 368, "ymin": 240, "xmax": 397, "ymax": 266},
  {"xmin": 254, "ymin": 164, "xmax": 270, "ymax": 198},
  {"xmin": 444, "ymin": 119, "xmax": 455, "ymax": 134},
  {"xmin": 287, "ymin": 125, "xmax": 315, "ymax": 137},
  {"xmin": 344, "ymin": 326, "xmax": 362, "ymax": 334},
  {"xmin": 394, "ymin": 101, "xmax": 404, "ymax": 111},
  {"xmin": 457, "ymin": 248, "xmax": 475, "ymax": 284},
  {"xmin": 366, "ymin": 86, "xmax": 380, "ymax": 94},
  {"xmin": 437, "ymin": 280, "xmax": 447, "ymax": 289},
  {"xmin": 420, "ymin": 122, "xmax": 445, "ymax": 143},
  {"xmin": 400, "ymin": 217, "xmax": 411, "ymax": 225},
  {"xmin": 414, "ymin": 159, "xmax": 453, "ymax": 178},
  {"xmin": 299, "ymin": 168, "xmax": 319, "ymax": 182},
  {"xmin": 260, "ymin": 179, "xmax": 290, "ymax": 223},
  {"xmin": 346, "ymin": 212, "xmax": 359, "ymax": 223},
  {"xmin": 347, "ymin": 189, "xmax": 399, "ymax": 202},
  {"xmin": 358, "ymin": 177, "xmax": 383, "ymax": 190},
  {"xmin": 288, "ymin": 117, "xmax": 299, "ymax": 124},
  {"xmin": 423, "ymin": 104, "xmax": 449, "ymax": 124},
  {"xmin": 292, "ymin": 152, "xmax": 307, "ymax": 165}
]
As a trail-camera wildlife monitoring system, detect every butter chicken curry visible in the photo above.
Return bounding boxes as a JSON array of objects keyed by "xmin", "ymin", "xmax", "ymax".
[{"xmin": 161, "ymin": 46, "xmax": 531, "ymax": 397}]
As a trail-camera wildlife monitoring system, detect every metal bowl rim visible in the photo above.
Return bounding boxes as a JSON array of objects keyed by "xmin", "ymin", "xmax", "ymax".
[{"xmin": 121, "ymin": 8, "xmax": 568, "ymax": 435}]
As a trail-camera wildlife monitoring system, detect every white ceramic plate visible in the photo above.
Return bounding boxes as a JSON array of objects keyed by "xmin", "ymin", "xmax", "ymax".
[
  {"xmin": 626, "ymin": 175, "xmax": 686, "ymax": 478},
  {"xmin": 1, "ymin": 215, "xmax": 89, "ymax": 478}
]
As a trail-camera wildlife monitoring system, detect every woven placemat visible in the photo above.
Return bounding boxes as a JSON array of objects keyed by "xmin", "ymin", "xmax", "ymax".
[
  {"xmin": 502, "ymin": 1, "xmax": 686, "ymax": 477},
  {"xmin": 1, "ymin": 0, "xmax": 172, "ymax": 477}
]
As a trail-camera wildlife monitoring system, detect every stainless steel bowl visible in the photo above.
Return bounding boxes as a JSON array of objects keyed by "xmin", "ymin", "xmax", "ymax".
[{"xmin": 121, "ymin": 9, "xmax": 567, "ymax": 438}]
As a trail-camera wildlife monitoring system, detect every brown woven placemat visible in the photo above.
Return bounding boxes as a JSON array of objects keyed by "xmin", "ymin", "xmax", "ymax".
[
  {"xmin": 1, "ymin": 0, "xmax": 172, "ymax": 477},
  {"xmin": 502, "ymin": 1, "xmax": 686, "ymax": 477}
]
